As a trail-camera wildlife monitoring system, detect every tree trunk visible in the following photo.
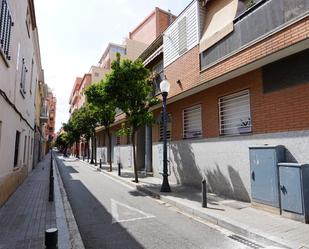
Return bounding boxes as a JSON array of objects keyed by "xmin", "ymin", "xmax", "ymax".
[
  {"xmin": 107, "ymin": 128, "xmax": 112, "ymax": 171},
  {"xmin": 131, "ymin": 129, "xmax": 138, "ymax": 183},
  {"xmin": 90, "ymin": 135, "xmax": 94, "ymax": 164},
  {"xmin": 87, "ymin": 139, "xmax": 90, "ymax": 162}
]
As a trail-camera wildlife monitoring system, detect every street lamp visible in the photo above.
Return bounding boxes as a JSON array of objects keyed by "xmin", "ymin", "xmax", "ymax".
[{"xmin": 160, "ymin": 78, "xmax": 171, "ymax": 192}]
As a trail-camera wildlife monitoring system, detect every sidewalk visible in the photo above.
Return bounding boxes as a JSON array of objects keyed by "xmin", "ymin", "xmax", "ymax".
[
  {"xmin": 79, "ymin": 159, "xmax": 309, "ymax": 249},
  {"xmin": 0, "ymin": 152, "xmax": 84, "ymax": 249}
]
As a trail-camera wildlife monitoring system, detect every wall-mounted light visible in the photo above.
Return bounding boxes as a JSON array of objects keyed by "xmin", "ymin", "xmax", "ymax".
[{"xmin": 176, "ymin": 80, "xmax": 181, "ymax": 85}]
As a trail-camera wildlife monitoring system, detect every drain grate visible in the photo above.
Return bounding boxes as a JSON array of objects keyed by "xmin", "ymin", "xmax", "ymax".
[{"xmin": 228, "ymin": 234, "xmax": 263, "ymax": 249}]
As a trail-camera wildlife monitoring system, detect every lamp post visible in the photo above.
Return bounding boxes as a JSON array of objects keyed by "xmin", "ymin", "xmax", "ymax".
[{"xmin": 160, "ymin": 78, "xmax": 171, "ymax": 192}]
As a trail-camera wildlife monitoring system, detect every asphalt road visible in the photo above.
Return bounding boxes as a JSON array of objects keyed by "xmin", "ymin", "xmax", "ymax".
[{"xmin": 56, "ymin": 157, "xmax": 255, "ymax": 249}]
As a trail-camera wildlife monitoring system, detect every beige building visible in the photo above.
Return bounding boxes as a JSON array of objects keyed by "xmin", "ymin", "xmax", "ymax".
[{"xmin": 0, "ymin": 0, "xmax": 44, "ymax": 206}]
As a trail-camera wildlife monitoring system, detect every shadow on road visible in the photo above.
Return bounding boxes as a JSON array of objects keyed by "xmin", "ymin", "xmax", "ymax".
[{"xmin": 55, "ymin": 156, "xmax": 144, "ymax": 249}]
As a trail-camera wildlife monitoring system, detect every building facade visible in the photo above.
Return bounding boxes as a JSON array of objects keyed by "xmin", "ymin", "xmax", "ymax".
[
  {"xmin": 148, "ymin": 0, "xmax": 309, "ymax": 201},
  {"xmin": 0, "ymin": 0, "xmax": 46, "ymax": 205},
  {"xmin": 95, "ymin": 0, "xmax": 309, "ymax": 203}
]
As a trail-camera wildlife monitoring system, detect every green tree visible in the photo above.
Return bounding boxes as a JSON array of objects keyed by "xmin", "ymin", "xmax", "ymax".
[
  {"xmin": 70, "ymin": 104, "xmax": 100, "ymax": 163},
  {"xmin": 85, "ymin": 81, "xmax": 116, "ymax": 171},
  {"xmin": 104, "ymin": 53, "xmax": 158, "ymax": 183}
]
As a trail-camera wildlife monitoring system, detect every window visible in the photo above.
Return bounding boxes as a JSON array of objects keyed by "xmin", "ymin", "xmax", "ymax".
[
  {"xmin": 178, "ymin": 17, "xmax": 187, "ymax": 55},
  {"xmin": 26, "ymin": 7, "xmax": 31, "ymax": 38},
  {"xmin": 219, "ymin": 90, "xmax": 251, "ymax": 136},
  {"xmin": 159, "ymin": 112, "xmax": 171, "ymax": 141},
  {"xmin": 183, "ymin": 105, "xmax": 202, "ymax": 139},
  {"xmin": 152, "ymin": 61, "xmax": 164, "ymax": 95},
  {"xmin": 29, "ymin": 59, "xmax": 34, "ymax": 94},
  {"xmin": 94, "ymin": 72, "xmax": 99, "ymax": 77},
  {"xmin": 23, "ymin": 135, "xmax": 27, "ymax": 164},
  {"xmin": 14, "ymin": 131, "xmax": 20, "ymax": 167},
  {"xmin": 0, "ymin": 0, "xmax": 13, "ymax": 62},
  {"xmin": 116, "ymin": 136, "xmax": 120, "ymax": 145},
  {"xmin": 20, "ymin": 58, "xmax": 28, "ymax": 94}
]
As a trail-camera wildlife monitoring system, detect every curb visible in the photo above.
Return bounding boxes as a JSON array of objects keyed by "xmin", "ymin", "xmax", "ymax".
[
  {"xmin": 54, "ymin": 155, "xmax": 85, "ymax": 249},
  {"xmin": 81, "ymin": 160, "xmax": 292, "ymax": 249}
]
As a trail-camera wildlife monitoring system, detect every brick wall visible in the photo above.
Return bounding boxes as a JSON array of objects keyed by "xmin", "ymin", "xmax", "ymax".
[
  {"xmin": 200, "ymin": 17, "xmax": 309, "ymax": 84},
  {"xmin": 164, "ymin": 46, "xmax": 200, "ymax": 98},
  {"xmin": 156, "ymin": 67, "xmax": 309, "ymax": 141}
]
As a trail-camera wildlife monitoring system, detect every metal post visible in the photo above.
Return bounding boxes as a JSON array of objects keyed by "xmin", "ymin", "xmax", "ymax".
[
  {"xmin": 160, "ymin": 92, "xmax": 171, "ymax": 192},
  {"xmin": 202, "ymin": 179, "xmax": 207, "ymax": 208},
  {"xmin": 118, "ymin": 162, "xmax": 121, "ymax": 176},
  {"xmin": 49, "ymin": 150, "xmax": 54, "ymax": 202},
  {"xmin": 45, "ymin": 228, "xmax": 58, "ymax": 249},
  {"xmin": 99, "ymin": 159, "xmax": 102, "ymax": 169},
  {"xmin": 49, "ymin": 176, "xmax": 54, "ymax": 202}
]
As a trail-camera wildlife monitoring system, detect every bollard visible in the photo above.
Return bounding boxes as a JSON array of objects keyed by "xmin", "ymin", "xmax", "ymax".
[
  {"xmin": 49, "ymin": 176, "xmax": 54, "ymax": 202},
  {"xmin": 202, "ymin": 179, "xmax": 207, "ymax": 208},
  {"xmin": 45, "ymin": 228, "xmax": 58, "ymax": 249},
  {"xmin": 83, "ymin": 154, "xmax": 85, "ymax": 161},
  {"xmin": 118, "ymin": 162, "xmax": 121, "ymax": 176},
  {"xmin": 99, "ymin": 159, "xmax": 102, "ymax": 169}
]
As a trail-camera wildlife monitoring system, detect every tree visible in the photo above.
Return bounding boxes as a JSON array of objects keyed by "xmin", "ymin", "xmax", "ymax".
[
  {"xmin": 85, "ymin": 81, "xmax": 116, "ymax": 171},
  {"xmin": 104, "ymin": 53, "xmax": 159, "ymax": 182},
  {"xmin": 70, "ymin": 104, "xmax": 100, "ymax": 163}
]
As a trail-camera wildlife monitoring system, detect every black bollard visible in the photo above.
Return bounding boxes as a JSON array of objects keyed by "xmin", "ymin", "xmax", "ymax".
[
  {"xmin": 45, "ymin": 228, "xmax": 58, "ymax": 249},
  {"xmin": 49, "ymin": 176, "xmax": 54, "ymax": 202},
  {"xmin": 202, "ymin": 179, "xmax": 207, "ymax": 208},
  {"xmin": 99, "ymin": 159, "xmax": 102, "ymax": 169},
  {"xmin": 118, "ymin": 162, "xmax": 121, "ymax": 176}
]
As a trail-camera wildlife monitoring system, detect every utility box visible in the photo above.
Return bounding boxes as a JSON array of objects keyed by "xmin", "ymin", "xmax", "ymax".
[
  {"xmin": 249, "ymin": 145, "xmax": 285, "ymax": 208},
  {"xmin": 278, "ymin": 163, "xmax": 309, "ymax": 223}
]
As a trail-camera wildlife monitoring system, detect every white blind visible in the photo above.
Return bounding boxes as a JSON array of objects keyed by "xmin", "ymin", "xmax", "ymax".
[
  {"xmin": 219, "ymin": 90, "xmax": 251, "ymax": 135},
  {"xmin": 183, "ymin": 105, "xmax": 202, "ymax": 139}
]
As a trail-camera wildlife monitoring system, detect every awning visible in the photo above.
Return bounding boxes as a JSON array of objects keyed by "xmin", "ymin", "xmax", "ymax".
[{"xmin": 199, "ymin": 0, "xmax": 238, "ymax": 53}]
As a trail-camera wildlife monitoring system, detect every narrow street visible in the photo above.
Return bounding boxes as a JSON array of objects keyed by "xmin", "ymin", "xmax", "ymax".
[{"xmin": 56, "ymin": 156, "xmax": 255, "ymax": 249}]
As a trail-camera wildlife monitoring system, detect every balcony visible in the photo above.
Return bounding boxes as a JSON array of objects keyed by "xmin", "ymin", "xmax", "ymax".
[
  {"xmin": 40, "ymin": 102, "xmax": 49, "ymax": 123},
  {"xmin": 40, "ymin": 110, "xmax": 49, "ymax": 123},
  {"xmin": 200, "ymin": 0, "xmax": 308, "ymax": 70}
]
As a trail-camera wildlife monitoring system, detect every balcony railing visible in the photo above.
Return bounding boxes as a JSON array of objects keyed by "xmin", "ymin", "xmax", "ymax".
[{"xmin": 200, "ymin": 0, "xmax": 308, "ymax": 70}]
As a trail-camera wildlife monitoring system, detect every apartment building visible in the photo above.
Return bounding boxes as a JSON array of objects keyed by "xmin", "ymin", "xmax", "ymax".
[
  {"xmin": 33, "ymin": 80, "xmax": 49, "ymax": 167},
  {"xmin": 99, "ymin": 0, "xmax": 309, "ymax": 203},
  {"xmin": 45, "ymin": 89, "xmax": 56, "ymax": 151},
  {"xmin": 146, "ymin": 0, "xmax": 309, "ymax": 202},
  {"xmin": 95, "ymin": 8, "xmax": 176, "ymax": 168},
  {"xmin": 0, "ymin": 0, "xmax": 45, "ymax": 205}
]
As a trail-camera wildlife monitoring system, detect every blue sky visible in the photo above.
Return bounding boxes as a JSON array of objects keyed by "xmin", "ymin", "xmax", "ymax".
[{"xmin": 34, "ymin": 0, "xmax": 191, "ymax": 131}]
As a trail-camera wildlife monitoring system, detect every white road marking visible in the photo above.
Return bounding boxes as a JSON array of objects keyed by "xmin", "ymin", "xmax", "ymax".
[{"xmin": 111, "ymin": 199, "xmax": 155, "ymax": 224}]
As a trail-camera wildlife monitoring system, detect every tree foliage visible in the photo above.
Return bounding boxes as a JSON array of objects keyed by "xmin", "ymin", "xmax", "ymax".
[
  {"xmin": 84, "ymin": 81, "xmax": 116, "ymax": 171},
  {"xmin": 104, "ymin": 53, "xmax": 159, "ymax": 182}
]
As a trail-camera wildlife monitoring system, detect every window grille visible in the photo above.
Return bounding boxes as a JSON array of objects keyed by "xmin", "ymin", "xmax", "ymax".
[
  {"xmin": 219, "ymin": 90, "xmax": 251, "ymax": 135},
  {"xmin": 0, "ymin": 0, "xmax": 13, "ymax": 61},
  {"xmin": 159, "ymin": 113, "xmax": 171, "ymax": 141},
  {"xmin": 183, "ymin": 105, "xmax": 202, "ymax": 139},
  {"xmin": 178, "ymin": 17, "xmax": 187, "ymax": 55}
]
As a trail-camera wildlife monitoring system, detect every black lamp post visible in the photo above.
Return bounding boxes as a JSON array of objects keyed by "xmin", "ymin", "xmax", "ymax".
[{"xmin": 160, "ymin": 78, "xmax": 171, "ymax": 192}]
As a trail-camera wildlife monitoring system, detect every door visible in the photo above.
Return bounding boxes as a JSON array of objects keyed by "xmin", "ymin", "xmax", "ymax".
[
  {"xmin": 250, "ymin": 149, "xmax": 279, "ymax": 207},
  {"xmin": 279, "ymin": 166, "xmax": 303, "ymax": 214}
]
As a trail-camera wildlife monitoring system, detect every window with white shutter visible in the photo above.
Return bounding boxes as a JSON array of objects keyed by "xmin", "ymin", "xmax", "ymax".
[
  {"xmin": 20, "ymin": 58, "xmax": 28, "ymax": 95},
  {"xmin": 183, "ymin": 105, "xmax": 202, "ymax": 139},
  {"xmin": 219, "ymin": 90, "xmax": 251, "ymax": 135},
  {"xmin": 0, "ymin": 0, "xmax": 13, "ymax": 62}
]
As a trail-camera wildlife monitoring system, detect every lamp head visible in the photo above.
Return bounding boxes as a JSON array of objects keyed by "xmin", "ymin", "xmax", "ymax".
[{"xmin": 160, "ymin": 78, "xmax": 170, "ymax": 93}]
